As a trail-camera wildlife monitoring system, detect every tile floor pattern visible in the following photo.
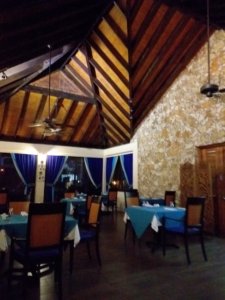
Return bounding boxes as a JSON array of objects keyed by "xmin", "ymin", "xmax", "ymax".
[{"xmin": 1, "ymin": 212, "xmax": 225, "ymax": 300}]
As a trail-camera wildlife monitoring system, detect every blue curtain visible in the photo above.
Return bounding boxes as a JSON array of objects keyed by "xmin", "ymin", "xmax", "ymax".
[
  {"xmin": 120, "ymin": 153, "xmax": 133, "ymax": 188},
  {"xmin": 11, "ymin": 153, "xmax": 37, "ymax": 198},
  {"xmin": 44, "ymin": 155, "xmax": 68, "ymax": 203},
  {"xmin": 84, "ymin": 157, "xmax": 103, "ymax": 189},
  {"xmin": 106, "ymin": 156, "xmax": 118, "ymax": 190}
]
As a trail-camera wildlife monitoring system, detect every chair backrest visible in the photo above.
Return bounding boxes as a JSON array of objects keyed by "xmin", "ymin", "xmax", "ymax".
[
  {"xmin": 64, "ymin": 192, "xmax": 75, "ymax": 199},
  {"xmin": 108, "ymin": 190, "xmax": 117, "ymax": 202},
  {"xmin": 88, "ymin": 202, "xmax": 101, "ymax": 225},
  {"xmin": 86, "ymin": 195, "xmax": 93, "ymax": 210},
  {"xmin": 186, "ymin": 197, "xmax": 205, "ymax": 227},
  {"xmin": 0, "ymin": 192, "xmax": 7, "ymax": 204},
  {"xmin": 164, "ymin": 191, "xmax": 176, "ymax": 206},
  {"xmin": 124, "ymin": 189, "xmax": 139, "ymax": 208},
  {"xmin": 9, "ymin": 201, "xmax": 30, "ymax": 214},
  {"xmin": 92, "ymin": 195, "xmax": 102, "ymax": 204},
  {"xmin": 0, "ymin": 192, "xmax": 8, "ymax": 213},
  {"xmin": 26, "ymin": 202, "xmax": 66, "ymax": 250}
]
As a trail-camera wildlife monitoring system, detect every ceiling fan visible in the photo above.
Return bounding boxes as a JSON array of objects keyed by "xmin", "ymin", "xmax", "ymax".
[
  {"xmin": 29, "ymin": 44, "xmax": 63, "ymax": 136},
  {"xmin": 200, "ymin": 0, "xmax": 225, "ymax": 98}
]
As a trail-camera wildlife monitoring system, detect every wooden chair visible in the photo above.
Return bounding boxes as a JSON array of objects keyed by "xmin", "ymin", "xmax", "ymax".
[
  {"xmin": 8, "ymin": 202, "xmax": 66, "ymax": 299},
  {"xmin": 78, "ymin": 202, "xmax": 102, "ymax": 266},
  {"xmin": 9, "ymin": 201, "xmax": 30, "ymax": 214},
  {"xmin": 164, "ymin": 191, "xmax": 176, "ymax": 206},
  {"xmin": 104, "ymin": 189, "xmax": 117, "ymax": 215},
  {"xmin": 75, "ymin": 195, "xmax": 94, "ymax": 225},
  {"xmin": 64, "ymin": 192, "xmax": 75, "ymax": 198},
  {"xmin": 0, "ymin": 191, "xmax": 8, "ymax": 214},
  {"xmin": 162, "ymin": 197, "xmax": 207, "ymax": 264},
  {"xmin": 124, "ymin": 189, "xmax": 140, "ymax": 242}
]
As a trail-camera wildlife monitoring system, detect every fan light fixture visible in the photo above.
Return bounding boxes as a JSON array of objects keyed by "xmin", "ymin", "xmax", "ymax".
[{"xmin": 200, "ymin": 0, "xmax": 219, "ymax": 97}]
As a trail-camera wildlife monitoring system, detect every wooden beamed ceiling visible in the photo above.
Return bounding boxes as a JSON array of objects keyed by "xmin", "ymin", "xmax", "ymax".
[{"xmin": 0, "ymin": 0, "xmax": 224, "ymax": 148}]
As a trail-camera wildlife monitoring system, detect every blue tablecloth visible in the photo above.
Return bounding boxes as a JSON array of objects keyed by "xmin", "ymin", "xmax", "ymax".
[
  {"xmin": 61, "ymin": 197, "xmax": 86, "ymax": 215},
  {"xmin": 0, "ymin": 214, "xmax": 77, "ymax": 239},
  {"xmin": 125, "ymin": 206, "xmax": 185, "ymax": 238}
]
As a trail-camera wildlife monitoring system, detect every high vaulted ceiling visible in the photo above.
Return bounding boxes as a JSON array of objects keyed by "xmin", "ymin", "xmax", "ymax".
[{"xmin": 0, "ymin": 0, "xmax": 225, "ymax": 149}]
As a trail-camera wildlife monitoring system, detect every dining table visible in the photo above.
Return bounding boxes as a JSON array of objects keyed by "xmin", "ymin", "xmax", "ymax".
[
  {"xmin": 124, "ymin": 205, "xmax": 186, "ymax": 239},
  {"xmin": 0, "ymin": 213, "xmax": 80, "ymax": 252},
  {"xmin": 139, "ymin": 197, "xmax": 165, "ymax": 206},
  {"xmin": 60, "ymin": 196, "xmax": 87, "ymax": 215}
]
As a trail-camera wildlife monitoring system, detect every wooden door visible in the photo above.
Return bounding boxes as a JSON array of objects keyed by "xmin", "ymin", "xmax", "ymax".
[{"xmin": 197, "ymin": 144, "xmax": 225, "ymax": 236}]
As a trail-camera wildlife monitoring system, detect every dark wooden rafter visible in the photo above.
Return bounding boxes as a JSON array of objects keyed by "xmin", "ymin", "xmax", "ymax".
[
  {"xmin": 93, "ymin": 28, "xmax": 128, "ymax": 70},
  {"xmin": 120, "ymin": 0, "xmax": 133, "ymax": 136},
  {"xmin": 49, "ymin": 98, "xmax": 64, "ymax": 121},
  {"xmin": 29, "ymin": 94, "xmax": 48, "ymax": 138},
  {"xmin": 62, "ymin": 101, "xmax": 78, "ymax": 128},
  {"xmin": 89, "ymin": 58, "xmax": 129, "ymax": 103},
  {"xmin": 81, "ymin": 114, "xmax": 102, "ymax": 145},
  {"xmin": 96, "ymin": 93, "xmax": 130, "ymax": 133},
  {"xmin": 14, "ymin": 91, "xmax": 30, "ymax": 136},
  {"xmin": 133, "ymin": 14, "xmax": 193, "ymax": 102},
  {"xmin": 131, "ymin": 0, "xmax": 164, "ymax": 52},
  {"xmin": 132, "ymin": 6, "xmax": 177, "ymax": 89},
  {"xmin": 103, "ymin": 14, "xmax": 128, "ymax": 47},
  {"xmin": 0, "ymin": 102, "xmax": 9, "ymax": 133},
  {"xmin": 68, "ymin": 104, "xmax": 93, "ymax": 143},
  {"xmin": 84, "ymin": 115, "xmax": 101, "ymax": 141},
  {"xmin": 133, "ymin": 24, "xmax": 207, "ymax": 128},
  {"xmin": 63, "ymin": 65, "xmax": 93, "ymax": 97},
  {"xmin": 103, "ymin": 112, "xmax": 130, "ymax": 140},
  {"xmin": 88, "ymin": 38, "xmax": 129, "ymax": 87},
  {"xmin": 0, "ymin": 63, "xmax": 49, "ymax": 104},
  {"xmin": 82, "ymin": 43, "xmax": 106, "ymax": 147},
  {"xmin": 94, "ymin": 79, "xmax": 129, "ymax": 120},
  {"xmin": 107, "ymin": 132, "xmax": 119, "ymax": 147},
  {"xmin": 23, "ymin": 85, "xmax": 96, "ymax": 104}
]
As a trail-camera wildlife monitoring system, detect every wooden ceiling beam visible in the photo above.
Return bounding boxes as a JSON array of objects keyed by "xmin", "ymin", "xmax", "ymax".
[
  {"xmin": 133, "ymin": 14, "xmax": 191, "ymax": 101},
  {"xmin": 23, "ymin": 85, "xmax": 96, "ymax": 104},
  {"xmin": 94, "ymin": 78, "xmax": 129, "ymax": 119},
  {"xmin": 0, "ymin": 102, "xmax": 8, "ymax": 133},
  {"xmin": 103, "ymin": 113, "xmax": 130, "ymax": 140},
  {"xmin": 89, "ymin": 38, "xmax": 129, "ymax": 87},
  {"xmin": 90, "ymin": 58, "xmax": 129, "ymax": 103},
  {"xmin": 68, "ymin": 104, "xmax": 93, "ymax": 142},
  {"xmin": 93, "ymin": 28, "xmax": 128, "ymax": 70},
  {"xmin": 133, "ymin": 25, "xmax": 206, "ymax": 128},
  {"xmin": 83, "ymin": 42, "xmax": 107, "ymax": 147},
  {"xmin": 14, "ymin": 91, "xmax": 30, "ymax": 136},
  {"xmin": 132, "ymin": 7, "xmax": 177, "ymax": 88},
  {"xmin": 96, "ymin": 93, "xmax": 130, "ymax": 133},
  {"xmin": 63, "ymin": 65, "xmax": 93, "ymax": 97},
  {"xmin": 103, "ymin": 14, "xmax": 127, "ymax": 47}
]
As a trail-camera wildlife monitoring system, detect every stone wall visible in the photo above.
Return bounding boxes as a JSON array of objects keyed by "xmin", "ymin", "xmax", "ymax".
[{"xmin": 132, "ymin": 30, "xmax": 225, "ymax": 201}]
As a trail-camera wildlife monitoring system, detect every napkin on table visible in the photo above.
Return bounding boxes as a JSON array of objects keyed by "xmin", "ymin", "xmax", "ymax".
[{"xmin": 151, "ymin": 215, "xmax": 162, "ymax": 232}]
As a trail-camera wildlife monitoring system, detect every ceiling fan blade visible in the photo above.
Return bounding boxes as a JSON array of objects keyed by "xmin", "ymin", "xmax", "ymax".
[
  {"xmin": 218, "ymin": 88, "xmax": 225, "ymax": 93},
  {"xmin": 29, "ymin": 121, "xmax": 43, "ymax": 128}
]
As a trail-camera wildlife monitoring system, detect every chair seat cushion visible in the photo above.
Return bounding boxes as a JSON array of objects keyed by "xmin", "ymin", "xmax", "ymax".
[
  {"xmin": 14, "ymin": 247, "xmax": 61, "ymax": 264},
  {"xmin": 165, "ymin": 225, "xmax": 201, "ymax": 235},
  {"xmin": 80, "ymin": 228, "xmax": 96, "ymax": 240}
]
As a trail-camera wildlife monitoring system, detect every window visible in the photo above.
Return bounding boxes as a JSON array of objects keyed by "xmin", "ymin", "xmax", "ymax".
[
  {"xmin": 110, "ymin": 159, "xmax": 129, "ymax": 190},
  {"xmin": 54, "ymin": 157, "xmax": 101, "ymax": 201},
  {"xmin": 0, "ymin": 153, "xmax": 26, "ymax": 200}
]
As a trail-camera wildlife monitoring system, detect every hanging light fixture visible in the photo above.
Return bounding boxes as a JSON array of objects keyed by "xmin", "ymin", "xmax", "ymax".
[{"xmin": 200, "ymin": 0, "xmax": 219, "ymax": 97}]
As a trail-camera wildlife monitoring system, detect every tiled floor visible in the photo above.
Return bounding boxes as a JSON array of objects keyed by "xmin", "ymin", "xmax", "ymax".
[{"xmin": 1, "ymin": 212, "xmax": 225, "ymax": 300}]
